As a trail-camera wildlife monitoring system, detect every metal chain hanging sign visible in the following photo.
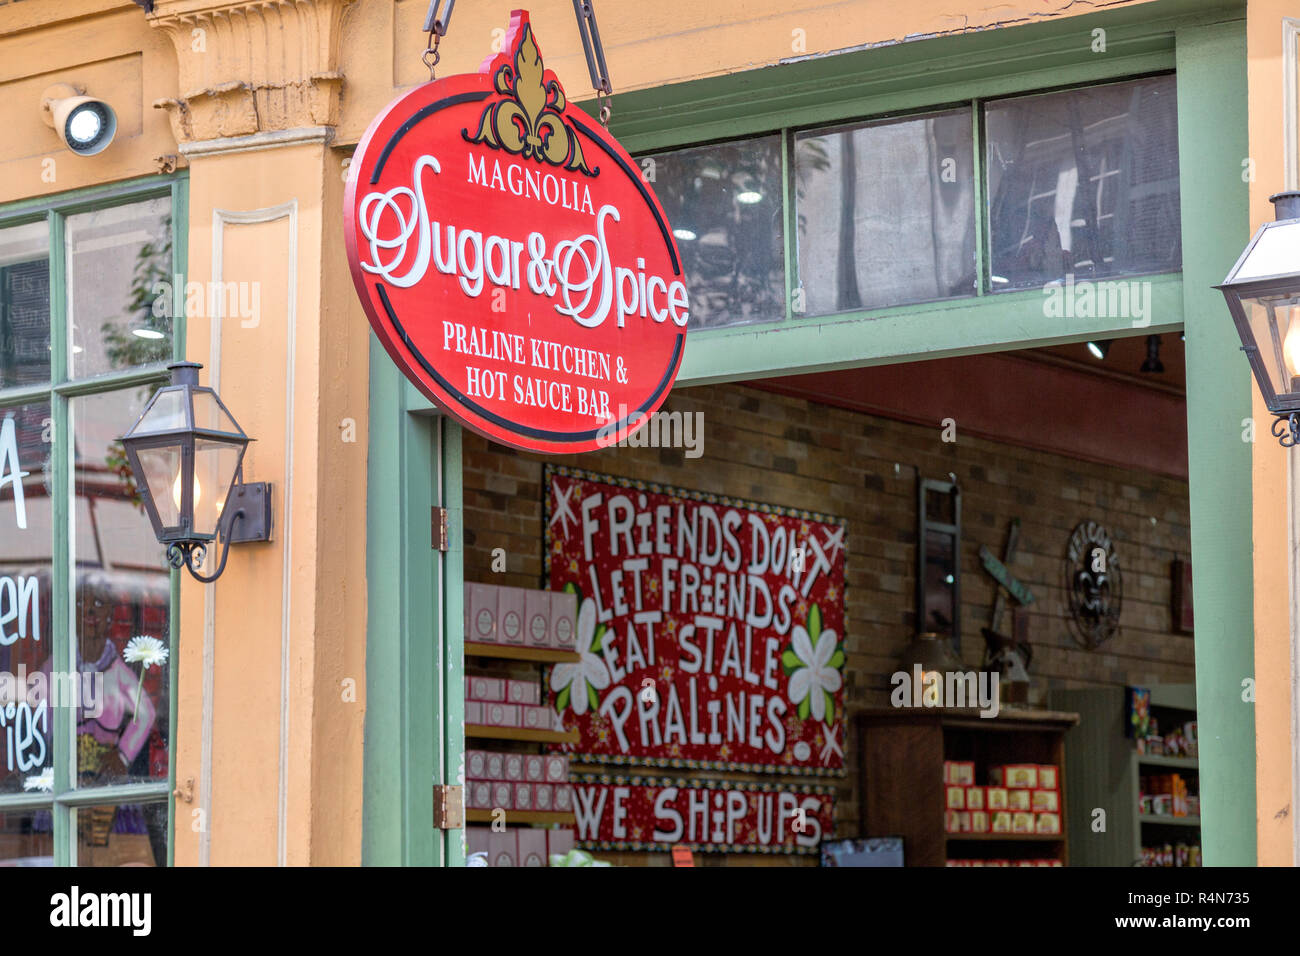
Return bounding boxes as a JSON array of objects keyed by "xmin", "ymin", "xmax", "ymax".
[{"xmin": 346, "ymin": 8, "xmax": 688, "ymax": 454}]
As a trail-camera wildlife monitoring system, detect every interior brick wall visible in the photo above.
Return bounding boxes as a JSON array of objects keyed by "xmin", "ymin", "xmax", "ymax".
[{"xmin": 461, "ymin": 381, "xmax": 1193, "ymax": 866}]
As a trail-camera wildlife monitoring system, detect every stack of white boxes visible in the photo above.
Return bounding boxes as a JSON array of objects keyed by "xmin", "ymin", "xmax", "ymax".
[
  {"xmin": 464, "ymin": 676, "xmax": 561, "ymax": 731},
  {"xmin": 465, "ymin": 583, "xmax": 577, "ymax": 650},
  {"xmin": 465, "ymin": 749, "xmax": 572, "ymax": 813},
  {"xmin": 466, "ymin": 826, "xmax": 575, "ymax": 867}
]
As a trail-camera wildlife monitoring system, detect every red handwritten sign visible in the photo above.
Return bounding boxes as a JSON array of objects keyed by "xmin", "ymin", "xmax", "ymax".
[
  {"xmin": 344, "ymin": 10, "xmax": 687, "ymax": 454},
  {"xmin": 545, "ymin": 467, "xmax": 848, "ymax": 775},
  {"xmin": 571, "ymin": 773, "xmax": 835, "ymax": 855}
]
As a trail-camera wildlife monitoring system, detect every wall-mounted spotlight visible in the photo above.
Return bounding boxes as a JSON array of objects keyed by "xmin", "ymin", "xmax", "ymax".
[
  {"xmin": 41, "ymin": 83, "xmax": 117, "ymax": 157},
  {"xmin": 1086, "ymin": 339, "xmax": 1113, "ymax": 360},
  {"xmin": 1140, "ymin": 335, "xmax": 1165, "ymax": 373}
]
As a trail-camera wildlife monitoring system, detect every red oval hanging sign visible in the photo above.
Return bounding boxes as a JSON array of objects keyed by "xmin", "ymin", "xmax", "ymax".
[{"xmin": 345, "ymin": 10, "xmax": 689, "ymax": 454}]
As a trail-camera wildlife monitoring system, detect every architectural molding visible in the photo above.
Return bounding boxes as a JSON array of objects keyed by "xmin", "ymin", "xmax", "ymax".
[{"xmin": 147, "ymin": 0, "xmax": 356, "ymax": 143}]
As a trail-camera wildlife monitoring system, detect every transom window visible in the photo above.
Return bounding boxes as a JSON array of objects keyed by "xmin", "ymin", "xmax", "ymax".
[{"xmin": 645, "ymin": 73, "xmax": 1180, "ymax": 331}]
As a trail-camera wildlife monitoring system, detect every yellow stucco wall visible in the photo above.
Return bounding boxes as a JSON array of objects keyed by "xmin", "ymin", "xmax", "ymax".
[{"xmin": 1246, "ymin": 0, "xmax": 1298, "ymax": 866}]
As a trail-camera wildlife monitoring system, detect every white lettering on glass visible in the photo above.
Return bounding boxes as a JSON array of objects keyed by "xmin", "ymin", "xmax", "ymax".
[{"xmin": 0, "ymin": 418, "xmax": 30, "ymax": 530}]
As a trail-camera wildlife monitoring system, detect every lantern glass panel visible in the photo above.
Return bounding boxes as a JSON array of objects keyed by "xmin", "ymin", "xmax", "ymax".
[
  {"xmin": 1244, "ymin": 293, "xmax": 1300, "ymax": 399},
  {"xmin": 192, "ymin": 438, "xmax": 243, "ymax": 538},
  {"xmin": 1234, "ymin": 221, "xmax": 1300, "ymax": 282},
  {"xmin": 133, "ymin": 389, "xmax": 188, "ymax": 435},
  {"xmin": 191, "ymin": 389, "xmax": 242, "ymax": 437},
  {"xmin": 136, "ymin": 444, "xmax": 184, "ymax": 530}
]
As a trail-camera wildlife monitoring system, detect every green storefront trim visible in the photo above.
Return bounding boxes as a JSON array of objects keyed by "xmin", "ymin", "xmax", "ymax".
[{"xmin": 364, "ymin": 0, "xmax": 1255, "ymax": 866}]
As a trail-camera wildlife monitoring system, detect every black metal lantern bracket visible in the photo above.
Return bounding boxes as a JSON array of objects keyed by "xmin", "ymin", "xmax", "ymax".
[{"xmin": 166, "ymin": 473, "xmax": 273, "ymax": 583}]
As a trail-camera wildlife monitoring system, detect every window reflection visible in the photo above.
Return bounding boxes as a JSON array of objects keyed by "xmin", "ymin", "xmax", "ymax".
[
  {"xmin": 796, "ymin": 110, "xmax": 976, "ymax": 315},
  {"xmin": 645, "ymin": 137, "xmax": 786, "ymax": 329},
  {"xmin": 0, "ymin": 221, "xmax": 51, "ymax": 389},
  {"xmin": 72, "ymin": 389, "xmax": 170, "ymax": 788},
  {"xmin": 67, "ymin": 199, "xmax": 172, "ymax": 378},
  {"xmin": 76, "ymin": 801, "xmax": 166, "ymax": 866},
  {"xmin": 0, "ymin": 809, "xmax": 52, "ymax": 866},
  {"xmin": 985, "ymin": 75, "xmax": 1180, "ymax": 291}
]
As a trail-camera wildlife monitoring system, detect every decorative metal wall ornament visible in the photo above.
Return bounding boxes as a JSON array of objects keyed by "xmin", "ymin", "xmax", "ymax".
[{"xmin": 1064, "ymin": 520, "xmax": 1123, "ymax": 649}]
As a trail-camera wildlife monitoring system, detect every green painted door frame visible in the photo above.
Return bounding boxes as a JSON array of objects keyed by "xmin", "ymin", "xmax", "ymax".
[
  {"xmin": 364, "ymin": 0, "xmax": 1256, "ymax": 865},
  {"xmin": 363, "ymin": 340, "xmax": 465, "ymax": 866}
]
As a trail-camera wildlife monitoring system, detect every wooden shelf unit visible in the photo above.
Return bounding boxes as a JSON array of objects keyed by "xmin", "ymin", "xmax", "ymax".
[
  {"xmin": 464, "ymin": 724, "xmax": 578, "ymax": 745},
  {"xmin": 1049, "ymin": 684, "xmax": 1199, "ymax": 867},
  {"xmin": 465, "ymin": 809, "xmax": 575, "ymax": 825},
  {"xmin": 464, "ymin": 642, "xmax": 579, "ymax": 663},
  {"xmin": 857, "ymin": 708, "xmax": 1078, "ymax": 867}
]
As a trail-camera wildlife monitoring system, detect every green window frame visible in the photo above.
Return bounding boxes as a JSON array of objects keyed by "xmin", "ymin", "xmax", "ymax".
[{"xmin": 0, "ymin": 172, "xmax": 188, "ymax": 866}]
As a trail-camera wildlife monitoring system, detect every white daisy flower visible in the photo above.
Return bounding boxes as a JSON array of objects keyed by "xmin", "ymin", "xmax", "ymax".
[
  {"xmin": 23, "ymin": 768, "xmax": 53, "ymax": 792},
  {"xmin": 123, "ymin": 635, "xmax": 169, "ymax": 669}
]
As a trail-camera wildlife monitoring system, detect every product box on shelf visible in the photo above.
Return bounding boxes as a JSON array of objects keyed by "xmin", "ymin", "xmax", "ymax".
[
  {"xmin": 467, "ymin": 826, "xmax": 490, "ymax": 858},
  {"xmin": 499, "ymin": 587, "xmax": 526, "ymax": 645},
  {"xmin": 965, "ymin": 786, "xmax": 985, "ymax": 811},
  {"xmin": 1011, "ymin": 811, "xmax": 1035, "ymax": 834},
  {"xmin": 521, "ymin": 705, "xmax": 550, "ymax": 730},
  {"xmin": 465, "ymin": 700, "xmax": 484, "ymax": 724},
  {"xmin": 986, "ymin": 787, "xmax": 1008, "ymax": 810},
  {"xmin": 485, "ymin": 751, "xmax": 505, "ymax": 780},
  {"xmin": 503, "ymin": 752, "xmax": 524, "ymax": 782},
  {"xmin": 990, "ymin": 765, "xmax": 1038, "ymax": 789},
  {"xmin": 468, "ymin": 584, "xmax": 499, "ymax": 644},
  {"xmin": 466, "ymin": 750, "xmax": 488, "ymax": 779},
  {"xmin": 551, "ymin": 590, "xmax": 577, "ymax": 649},
  {"xmin": 944, "ymin": 810, "xmax": 961, "ymax": 833},
  {"xmin": 468, "ymin": 675, "xmax": 506, "ymax": 702},
  {"xmin": 945, "ymin": 786, "xmax": 965, "ymax": 810},
  {"xmin": 544, "ymin": 754, "xmax": 568, "ymax": 783},
  {"xmin": 1036, "ymin": 766, "xmax": 1059, "ymax": 790},
  {"xmin": 512, "ymin": 783, "xmax": 533, "ymax": 811},
  {"xmin": 534, "ymin": 783, "xmax": 554, "ymax": 811},
  {"xmin": 507, "ymin": 679, "xmax": 540, "ymax": 706},
  {"xmin": 956, "ymin": 811, "xmax": 972, "ymax": 833},
  {"xmin": 488, "ymin": 830, "xmax": 517, "ymax": 867},
  {"xmin": 1035, "ymin": 812, "xmax": 1061, "ymax": 834},
  {"xmin": 1032, "ymin": 789, "xmax": 1059, "ymax": 813},
  {"xmin": 548, "ymin": 828, "xmax": 575, "ymax": 861},
  {"xmin": 1007, "ymin": 789, "xmax": 1031, "ymax": 812},
  {"xmin": 554, "ymin": 784, "xmax": 574, "ymax": 812},
  {"xmin": 467, "ymin": 781, "xmax": 492, "ymax": 809},
  {"xmin": 970, "ymin": 810, "xmax": 990, "ymax": 833},
  {"xmin": 491, "ymin": 781, "xmax": 512, "ymax": 810},
  {"xmin": 943, "ymin": 761, "xmax": 975, "ymax": 786},
  {"xmin": 991, "ymin": 811, "xmax": 1012, "ymax": 833},
  {"xmin": 526, "ymin": 590, "xmax": 552, "ymax": 647},
  {"xmin": 524, "ymin": 754, "xmax": 546, "ymax": 783},
  {"xmin": 483, "ymin": 702, "xmax": 521, "ymax": 727},
  {"xmin": 518, "ymin": 829, "xmax": 547, "ymax": 867}
]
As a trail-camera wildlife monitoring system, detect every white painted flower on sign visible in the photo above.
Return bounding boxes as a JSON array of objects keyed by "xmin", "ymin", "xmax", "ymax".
[
  {"xmin": 783, "ymin": 605, "xmax": 843, "ymax": 722},
  {"xmin": 550, "ymin": 595, "xmax": 611, "ymax": 715},
  {"xmin": 23, "ymin": 767, "xmax": 53, "ymax": 792}
]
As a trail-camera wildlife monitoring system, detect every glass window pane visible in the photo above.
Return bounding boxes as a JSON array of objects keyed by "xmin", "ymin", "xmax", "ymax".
[
  {"xmin": 985, "ymin": 75, "xmax": 1180, "ymax": 291},
  {"xmin": 136, "ymin": 389, "xmax": 188, "ymax": 434},
  {"xmin": 72, "ymin": 388, "xmax": 171, "ymax": 787},
  {"xmin": 796, "ymin": 109, "xmax": 976, "ymax": 315},
  {"xmin": 75, "ymin": 801, "xmax": 167, "ymax": 866},
  {"xmin": 0, "ymin": 808, "xmax": 53, "ymax": 865},
  {"xmin": 0, "ymin": 221, "xmax": 51, "ymax": 389},
  {"xmin": 192, "ymin": 438, "xmax": 242, "ymax": 538},
  {"xmin": 0, "ymin": 401, "xmax": 53, "ymax": 795},
  {"xmin": 645, "ymin": 136, "xmax": 785, "ymax": 329},
  {"xmin": 66, "ymin": 198, "xmax": 172, "ymax": 378}
]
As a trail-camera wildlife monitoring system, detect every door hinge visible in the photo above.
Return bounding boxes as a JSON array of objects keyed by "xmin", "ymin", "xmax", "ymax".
[
  {"xmin": 433, "ymin": 506, "xmax": 448, "ymax": 551},
  {"xmin": 433, "ymin": 784, "xmax": 463, "ymax": 829}
]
